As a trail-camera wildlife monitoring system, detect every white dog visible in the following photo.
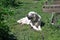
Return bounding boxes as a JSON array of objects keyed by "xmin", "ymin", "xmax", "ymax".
[{"xmin": 17, "ymin": 11, "xmax": 42, "ymax": 31}]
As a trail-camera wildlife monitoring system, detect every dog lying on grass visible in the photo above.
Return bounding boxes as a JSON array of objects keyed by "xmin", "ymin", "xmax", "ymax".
[{"xmin": 17, "ymin": 11, "xmax": 45, "ymax": 31}]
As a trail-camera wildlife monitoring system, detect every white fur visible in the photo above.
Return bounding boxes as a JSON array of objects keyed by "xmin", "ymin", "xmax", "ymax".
[{"xmin": 17, "ymin": 17, "xmax": 30, "ymax": 25}]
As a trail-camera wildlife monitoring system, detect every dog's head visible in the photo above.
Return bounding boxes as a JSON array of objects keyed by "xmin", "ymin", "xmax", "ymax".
[
  {"xmin": 27, "ymin": 11, "xmax": 37, "ymax": 19},
  {"xmin": 27, "ymin": 11, "xmax": 39, "ymax": 22}
]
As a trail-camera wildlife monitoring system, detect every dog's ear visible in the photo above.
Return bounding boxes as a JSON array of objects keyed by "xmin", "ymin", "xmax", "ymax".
[
  {"xmin": 27, "ymin": 14, "xmax": 30, "ymax": 19},
  {"xmin": 41, "ymin": 21, "xmax": 45, "ymax": 27}
]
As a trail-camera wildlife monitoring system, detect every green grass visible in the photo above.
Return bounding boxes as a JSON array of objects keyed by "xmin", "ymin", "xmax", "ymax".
[{"xmin": 7, "ymin": 0, "xmax": 60, "ymax": 40}]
